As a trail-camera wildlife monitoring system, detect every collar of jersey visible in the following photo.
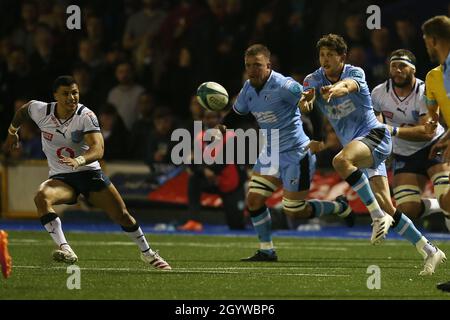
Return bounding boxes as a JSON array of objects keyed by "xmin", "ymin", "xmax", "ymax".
[
  {"xmin": 321, "ymin": 64, "xmax": 347, "ymax": 85},
  {"xmin": 251, "ymin": 70, "xmax": 274, "ymax": 94},
  {"xmin": 52, "ymin": 102, "xmax": 78, "ymax": 125},
  {"xmin": 444, "ymin": 51, "xmax": 450, "ymax": 72}
]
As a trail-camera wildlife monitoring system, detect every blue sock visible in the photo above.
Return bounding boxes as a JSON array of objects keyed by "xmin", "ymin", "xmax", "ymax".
[
  {"xmin": 391, "ymin": 210, "xmax": 437, "ymax": 257},
  {"xmin": 249, "ymin": 206, "xmax": 273, "ymax": 253},
  {"xmin": 391, "ymin": 211, "xmax": 422, "ymax": 245},
  {"xmin": 308, "ymin": 200, "xmax": 341, "ymax": 217},
  {"xmin": 345, "ymin": 170, "xmax": 384, "ymax": 219}
]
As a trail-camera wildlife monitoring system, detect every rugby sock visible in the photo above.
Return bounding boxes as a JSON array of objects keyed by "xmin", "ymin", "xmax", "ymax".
[
  {"xmin": 391, "ymin": 210, "xmax": 437, "ymax": 258},
  {"xmin": 249, "ymin": 206, "xmax": 273, "ymax": 253},
  {"xmin": 121, "ymin": 224, "xmax": 154, "ymax": 256},
  {"xmin": 40, "ymin": 212, "xmax": 73, "ymax": 252},
  {"xmin": 345, "ymin": 169, "xmax": 385, "ymax": 219},
  {"xmin": 421, "ymin": 198, "xmax": 441, "ymax": 218},
  {"xmin": 308, "ymin": 200, "xmax": 342, "ymax": 217}
]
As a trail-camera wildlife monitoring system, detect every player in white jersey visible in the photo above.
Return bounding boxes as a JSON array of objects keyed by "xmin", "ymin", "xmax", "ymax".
[
  {"xmin": 2, "ymin": 76, "xmax": 171, "ymax": 270},
  {"xmin": 372, "ymin": 49, "xmax": 450, "ymax": 229}
]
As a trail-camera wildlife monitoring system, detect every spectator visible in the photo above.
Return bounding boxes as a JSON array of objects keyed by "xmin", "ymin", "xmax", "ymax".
[
  {"xmin": 97, "ymin": 103, "xmax": 130, "ymax": 161},
  {"xmin": 179, "ymin": 110, "xmax": 247, "ymax": 231},
  {"xmin": 366, "ymin": 28, "xmax": 392, "ymax": 88},
  {"xmin": 122, "ymin": 0, "xmax": 167, "ymax": 51},
  {"xmin": 72, "ymin": 64, "xmax": 104, "ymax": 113},
  {"xmin": 107, "ymin": 61, "xmax": 145, "ymax": 130},
  {"xmin": 145, "ymin": 107, "xmax": 178, "ymax": 178},
  {"xmin": 129, "ymin": 91, "xmax": 156, "ymax": 160},
  {"xmin": 11, "ymin": 1, "xmax": 39, "ymax": 56}
]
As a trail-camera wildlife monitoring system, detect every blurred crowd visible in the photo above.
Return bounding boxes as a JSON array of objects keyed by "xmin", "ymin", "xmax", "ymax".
[{"xmin": 0, "ymin": 0, "xmax": 449, "ymax": 169}]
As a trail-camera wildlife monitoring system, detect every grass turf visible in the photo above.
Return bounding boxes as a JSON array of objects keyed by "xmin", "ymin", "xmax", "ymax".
[{"xmin": 1, "ymin": 231, "xmax": 449, "ymax": 300}]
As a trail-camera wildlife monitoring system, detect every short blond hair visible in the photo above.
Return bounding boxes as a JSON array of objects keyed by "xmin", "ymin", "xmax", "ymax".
[{"xmin": 422, "ymin": 15, "xmax": 450, "ymax": 40}]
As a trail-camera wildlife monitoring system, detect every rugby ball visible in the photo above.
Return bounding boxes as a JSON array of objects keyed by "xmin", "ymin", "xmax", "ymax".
[{"xmin": 196, "ymin": 82, "xmax": 229, "ymax": 111}]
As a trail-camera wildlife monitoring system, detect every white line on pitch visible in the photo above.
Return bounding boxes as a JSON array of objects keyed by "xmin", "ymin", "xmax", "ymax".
[{"xmin": 13, "ymin": 265, "xmax": 350, "ymax": 277}]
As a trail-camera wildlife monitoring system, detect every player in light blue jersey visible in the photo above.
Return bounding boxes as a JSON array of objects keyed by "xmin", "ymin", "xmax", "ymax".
[
  {"xmin": 300, "ymin": 34, "xmax": 444, "ymax": 275},
  {"xmin": 422, "ymin": 15, "xmax": 450, "ymax": 291},
  {"xmin": 224, "ymin": 44, "xmax": 353, "ymax": 261}
]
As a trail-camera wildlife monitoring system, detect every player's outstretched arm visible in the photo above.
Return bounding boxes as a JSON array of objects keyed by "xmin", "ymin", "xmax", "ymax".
[
  {"xmin": 321, "ymin": 79, "xmax": 358, "ymax": 102},
  {"xmin": 2, "ymin": 101, "xmax": 32, "ymax": 153},
  {"xmin": 60, "ymin": 132, "xmax": 104, "ymax": 170},
  {"xmin": 386, "ymin": 113, "xmax": 438, "ymax": 142}
]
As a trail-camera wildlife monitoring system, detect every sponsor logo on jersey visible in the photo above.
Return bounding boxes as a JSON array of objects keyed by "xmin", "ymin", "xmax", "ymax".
[
  {"xmin": 71, "ymin": 130, "xmax": 84, "ymax": 143},
  {"xmin": 290, "ymin": 178, "xmax": 299, "ymax": 185},
  {"xmin": 50, "ymin": 115, "xmax": 59, "ymax": 126},
  {"xmin": 286, "ymin": 80, "xmax": 301, "ymax": 96},
  {"xmin": 56, "ymin": 146, "xmax": 75, "ymax": 159},
  {"xmin": 86, "ymin": 112, "xmax": 99, "ymax": 127},
  {"xmin": 42, "ymin": 131, "xmax": 53, "ymax": 141},
  {"xmin": 324, "ymin": 99, "xmax": 356, "ymax": 119},
  {"xmin": 349, "ymin": 68, "xmax": 364, "ymax": 81},
  {"xmin": 253, "ymin": 111, "xmax": 278, "ymax": 123},
  {"xmin": 56, "ymin": 128, "xmax": 67, "ymax": 138}
]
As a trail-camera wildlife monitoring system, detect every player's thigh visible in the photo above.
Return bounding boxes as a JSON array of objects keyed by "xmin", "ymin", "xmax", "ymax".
[
  {"xmin": 427, "ymin": 162, "xmax": 450, "ymax": 181},
  {"xmin": 283, "ymin": 189, "xmax": 309, "ymax": 200},
  {"xmin": 88, "ymin": 183, "xmax": 128, "ymax": 217},
  {"xmin": 336, "ymin": 140, "xmax": 374, "ymax": 168},
  {"xmin": 247, "ymin": 172, "xmax": 281, "ymax": 209},
  {"xmin": 369, "ymin": 175, "xmax": 395, "ymax": 214},
  {"xmin": 393, "ymin": 173, "xmax": 427, "ymax": 190},
  {"xmin": 36, "ymin": 179, "xmax": 77, "ymax": 205}
]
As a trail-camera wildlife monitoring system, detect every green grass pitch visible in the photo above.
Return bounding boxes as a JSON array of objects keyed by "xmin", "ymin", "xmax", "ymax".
[{"xmin": 1, "ymin": 231, "xmax": 449, "ymax": 300}]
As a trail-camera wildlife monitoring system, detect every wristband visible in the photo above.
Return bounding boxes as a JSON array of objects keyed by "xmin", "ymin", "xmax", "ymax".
[
  {"xmin": 8, "ymin": 124, "xmax": 19, "ymax": 135},
  {"xmin": 391, "ymin": 126, "xmax": 398, "ymax": 137},
  {"xmin": 74, "ymin": 156, "xmax": 86, "ymax": 166}
]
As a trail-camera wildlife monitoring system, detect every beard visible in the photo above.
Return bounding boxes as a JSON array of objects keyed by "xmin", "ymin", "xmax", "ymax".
[{"xmin": 392, "ymin": 74, "xmax": 413, "ymax": 88}]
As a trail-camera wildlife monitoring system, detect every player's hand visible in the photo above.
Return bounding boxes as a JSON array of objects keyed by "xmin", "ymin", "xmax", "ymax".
[
  {"xmin": 429, "ymin": 139, "xmax": 449, "ymax": 159},
  {"xmin": 2, "ymin": 132, "xmax": 20, "ymax": 154},
  {"xmin": 299, "ymin": 88, "xmax": 315, "ymax": 113},
  {"xmin": 60, "ymin": 156, "xmax": 80, "ymax": 170},
  {"xmin": 424, "ymin": 112, "xmax": 438, "ymax": 135},
  {"xmin": 320, "ymin": 85, "xmax": 333, "ymax": 102},
  {"xmin": 306, "ymin": 140, "xmax": 326, "ymax": 154}
]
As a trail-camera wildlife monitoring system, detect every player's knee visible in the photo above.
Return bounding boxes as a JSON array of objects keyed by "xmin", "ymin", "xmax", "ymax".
[
  {"xmin": 34, "ymin": 189, "xmax": 52, "ymax": 206},
  {"xmin": 332, "ymin": 153, "xmax": 351, "ymax": 172},
  {"xmin": 246, "ymin": 193, "xmax": 266, "ymax": 211},
  {"xmin": 282, "ymin": 198, "xmax": 309, "ymax": 218}
]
